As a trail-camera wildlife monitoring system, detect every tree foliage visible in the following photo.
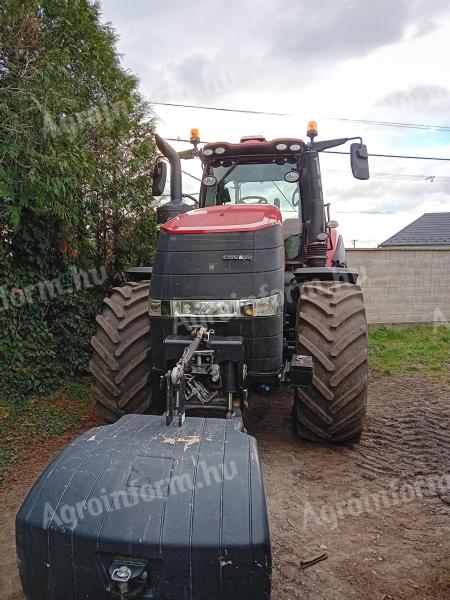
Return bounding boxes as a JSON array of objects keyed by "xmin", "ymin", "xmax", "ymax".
[{"xmin": 0, "ymin": 0, "xmax": 157, "ymax": 402}]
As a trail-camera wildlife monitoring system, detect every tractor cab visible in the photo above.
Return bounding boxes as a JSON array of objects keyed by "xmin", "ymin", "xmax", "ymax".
[
  {"xmin": 199, "ymin": 135, "xmax": 304, "ymax": 218},
  {"xmin": 153, "ymin": 124, "xmax": 369, "ymax": 269},
  {"xmin": 199, "ymin": 135, "xmax": 306, "ymax": 260}
]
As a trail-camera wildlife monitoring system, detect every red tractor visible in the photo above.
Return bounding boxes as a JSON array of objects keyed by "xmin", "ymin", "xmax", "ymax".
[
  {"xmin": 17, "ymin": 123, "xmax": 370, "ymax": 600},
  {"xmin": 90, "ymin": 122, "xmax": 370, "ymax": 443}
]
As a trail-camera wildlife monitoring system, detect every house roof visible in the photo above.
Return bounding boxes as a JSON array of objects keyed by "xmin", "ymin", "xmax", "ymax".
[{"xmin": 379, "ymin": 212, "xmax": 450, "ymax": 246}]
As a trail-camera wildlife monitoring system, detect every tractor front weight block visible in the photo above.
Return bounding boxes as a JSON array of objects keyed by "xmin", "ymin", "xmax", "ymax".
[{"xmin": 16, "ymin": 415, "xmax": 272, "ymax": 600}]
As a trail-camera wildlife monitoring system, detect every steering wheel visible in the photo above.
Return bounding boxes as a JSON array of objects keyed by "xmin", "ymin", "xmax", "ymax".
[{"xmin": 237, "ymin": 195, "xmax": 268, "ymax": 204}]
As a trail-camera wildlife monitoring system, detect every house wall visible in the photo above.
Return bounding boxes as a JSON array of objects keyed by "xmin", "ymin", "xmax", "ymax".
[{"xmin": 346, "ymin": 247, "xmax": 450, "ymax": 327}]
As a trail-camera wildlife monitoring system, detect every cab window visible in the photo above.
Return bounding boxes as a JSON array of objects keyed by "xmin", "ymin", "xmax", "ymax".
[{"xmin": 204, "ymin": 161, "xmax": 300, "ymax": 221}]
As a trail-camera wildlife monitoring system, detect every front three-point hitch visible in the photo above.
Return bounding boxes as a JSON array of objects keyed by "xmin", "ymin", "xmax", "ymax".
[
  {"xmin": 164, "ymin": 327, "xmax": 247, "ymax": 426},
  {"xmin": 165, "ymin": 327, "xmax": 213, "ymax": 426}
]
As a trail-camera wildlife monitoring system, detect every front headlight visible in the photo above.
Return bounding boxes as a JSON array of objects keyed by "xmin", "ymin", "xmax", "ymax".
[
  {"xmin": 150, "ymin": 294, "xmax": 282, "ymax": 318},
  {"xmin": 149, "ymin": 298, "xmax": 161, "ymax": 316},
  {"xmin": 249, "ymin": 293, "xmax": 282, "ymax": 316},
  {"xmin": 171, "ymin": 299, "xmax": 240, "ymax": 318}
]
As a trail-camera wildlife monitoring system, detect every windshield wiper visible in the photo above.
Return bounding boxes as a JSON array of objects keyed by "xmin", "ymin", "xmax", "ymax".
[
  {"xmin": 272, "ymin": 181, "xmax": 294, "ymax": 209},
  {"xmin": 216, "ymin": 162, "xmax": 239, "ymax": 186}
]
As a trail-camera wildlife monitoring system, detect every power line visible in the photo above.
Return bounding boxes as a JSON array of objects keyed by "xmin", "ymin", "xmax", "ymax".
[
  {"xmin": 153, "ymin": 102, "xmax": 289, "ymax": 117},
  {"xmin": 168, "ymin": 138, "xmax": 450, "ymax": 163},
  {"xmin": 328, "ymin": 170, "xmax": 450, "ymax": 181},
  {"xmin": 154, "ymin": 102, "xmax": 450, "ymax": 132},
  {"xmin": 335, "ymin": 210, "xmax": 423, "ymax": 214},
  {"xmin": 182, "ymin": 169, "xmax": 202, "ymax": 182},
  {"xmin": 168, "ymin": 137, "xmax": 202, "ymax": 143},
  {"xmin": 323, "ymin": 150, "xmax": 450, "ymax": 162},
  {"xmin": 325, "ymin": 116, "xmax": 450, "ymax": 132}
]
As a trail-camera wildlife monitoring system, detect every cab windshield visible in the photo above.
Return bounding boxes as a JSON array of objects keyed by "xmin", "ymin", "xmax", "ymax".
[{"xmin": 204, "ymin": 161, "xmax": 300, "ymax": 220}]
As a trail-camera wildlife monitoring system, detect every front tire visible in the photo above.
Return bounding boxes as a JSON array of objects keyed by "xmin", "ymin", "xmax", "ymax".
[
  {"xmin": 90, "ymin": 281, "xmax": 157, "ymax": 422},
  {"xmin": 293, "ymin": 281, "xmax": 368, "ymax": 443}
]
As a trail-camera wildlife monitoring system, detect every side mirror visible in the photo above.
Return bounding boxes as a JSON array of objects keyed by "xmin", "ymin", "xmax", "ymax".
[
  {"xmin": 350, "ymin": 143, "xmax": 369, "ymax": 180},
  {"xmin": 152, "ymin": 161, "xmax": 168, "ymax": 196}
]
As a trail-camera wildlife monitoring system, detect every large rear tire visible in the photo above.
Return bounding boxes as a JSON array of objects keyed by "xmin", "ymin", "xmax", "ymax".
[
  {"xmin": 293, "ymin": 281, "xmax": 368, "ymax": 443},
  {"xmin": 90, "ymin": 281, "xmax": 157, "ymax": 423}
]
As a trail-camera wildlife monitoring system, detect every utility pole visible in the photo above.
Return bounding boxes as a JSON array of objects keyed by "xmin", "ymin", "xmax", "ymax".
[{"xmin": 351, "ymin": 239, "xmax": 358, "ymax": 248}]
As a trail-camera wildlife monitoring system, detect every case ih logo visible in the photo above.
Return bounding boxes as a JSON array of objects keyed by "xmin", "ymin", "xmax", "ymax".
[{"xmin": 222, "ymin": 255, "xmax": 253, "ymax": 261}]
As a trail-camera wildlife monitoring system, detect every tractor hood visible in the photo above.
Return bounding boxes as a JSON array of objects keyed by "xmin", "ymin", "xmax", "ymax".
[
  {"xmin": 160, "ymin": 204, "xmax": 282, "ymax": 235},
  {"xmin": 151, "ymin": 203, "xmax": 285, "ymax": 375}
]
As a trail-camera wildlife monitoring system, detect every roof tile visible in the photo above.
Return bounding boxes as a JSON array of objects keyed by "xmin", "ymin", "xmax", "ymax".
[{"xmin": 379, "ymin": 212, "xmax": 450, "ymax": 246}]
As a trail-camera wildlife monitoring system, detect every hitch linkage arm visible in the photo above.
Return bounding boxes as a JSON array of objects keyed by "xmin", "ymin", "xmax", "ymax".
[{"xmin": 165, "ymin": 327, "xmax": 214, "ymax": 427}]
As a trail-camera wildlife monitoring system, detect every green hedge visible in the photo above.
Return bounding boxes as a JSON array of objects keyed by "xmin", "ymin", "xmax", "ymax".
[
  {"xmin": 0, "ymin": 1, "xmax": 157, "ymax": 403},
  {"xmin": 0, "ymin": 211, "xmax": 105, "ymax": 401}
]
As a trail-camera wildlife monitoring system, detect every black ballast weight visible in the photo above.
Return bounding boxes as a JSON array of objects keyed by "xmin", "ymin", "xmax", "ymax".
[{"xmin": 16, "ymin": 415, "xmax": 271, "ymax": 600}]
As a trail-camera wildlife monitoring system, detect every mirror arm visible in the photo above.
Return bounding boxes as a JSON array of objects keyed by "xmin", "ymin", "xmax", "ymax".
[
  {"xmin": 178, "ymin": 148, "xmax": 198, "ymax": 160},
  {"xmin": 311, "ymin": 136, "xmax": 363, "ymax": 152},
  {"xmin": 310, "ymin": 138, "xmax": 349, "ymax": 152}
]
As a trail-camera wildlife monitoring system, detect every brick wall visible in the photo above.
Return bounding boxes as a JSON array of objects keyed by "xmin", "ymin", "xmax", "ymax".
[{"xmin": 346, "ymin": 247, "xmax": 450, "ymax": 327}]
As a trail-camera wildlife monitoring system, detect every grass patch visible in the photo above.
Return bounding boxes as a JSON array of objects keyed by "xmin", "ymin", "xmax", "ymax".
[
  {"xmin": 369, "ymin": 325, "xmax": 450, "ymax": 379},
  {"xmin": 0, "ymin": 381, "xmax": 94, "ymax": 486}
]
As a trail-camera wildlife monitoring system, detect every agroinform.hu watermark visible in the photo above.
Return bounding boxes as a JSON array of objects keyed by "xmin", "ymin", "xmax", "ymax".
[{"xmin": 0, "ymin": 265, "xmax": 107, "ymax": 311}]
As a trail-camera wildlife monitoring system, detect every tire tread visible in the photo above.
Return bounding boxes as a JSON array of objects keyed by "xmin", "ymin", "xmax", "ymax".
[
  {"xmin": 294, "ymin": 281, "xmax": 368, "ymax": 444},
  {"xmin": 90, "ymin": 281, "xmax": 154, "ymax": 422}
]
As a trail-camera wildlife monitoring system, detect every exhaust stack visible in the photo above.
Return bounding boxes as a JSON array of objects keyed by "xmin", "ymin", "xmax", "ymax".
[{"xmin": 155, "ymin": 134, "xmax": 192, "ymax": 224}]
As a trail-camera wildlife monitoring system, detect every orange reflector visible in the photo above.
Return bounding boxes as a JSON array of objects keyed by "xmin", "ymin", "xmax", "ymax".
[{"xmin": 242, "ymin": 303, "xmax": 253, "ymax": 317}]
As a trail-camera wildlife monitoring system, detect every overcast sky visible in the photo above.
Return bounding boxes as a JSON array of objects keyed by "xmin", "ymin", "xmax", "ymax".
[{"xmin": 101, "ymin": 0, "xmax": 450, "ymax": 246}]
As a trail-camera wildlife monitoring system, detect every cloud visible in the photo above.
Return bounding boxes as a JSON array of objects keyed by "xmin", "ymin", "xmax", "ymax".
[
  {"xmin": 144, "ymin": 53, "xmax": 241, "ymax": 104},
  {"xmin": 376, "ymin": 85, "xmax": 450, "ymax": 118},
  {"xmin": 102, "ymin": 0, "xmax": 450, "ymax": 103},
  {"xmin": 269, "ymin": 0, "xmax": 412, "ymax": 64}
]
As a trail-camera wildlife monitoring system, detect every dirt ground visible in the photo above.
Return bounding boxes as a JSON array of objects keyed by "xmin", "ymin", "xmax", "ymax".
[{"xmin": 1, "ymin": 372, "xmax": 450, "ymax": 600}]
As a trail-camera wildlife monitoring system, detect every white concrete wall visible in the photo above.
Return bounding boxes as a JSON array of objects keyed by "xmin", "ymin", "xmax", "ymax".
[{"xmin": 346, "ymin": 247, "xmax": 450, "ymax": 326}]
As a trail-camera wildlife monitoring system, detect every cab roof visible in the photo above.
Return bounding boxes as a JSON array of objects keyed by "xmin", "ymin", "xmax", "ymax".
[{"xmin": 201, "ymin": 138, "xmax": 306, "ymax": 160}]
